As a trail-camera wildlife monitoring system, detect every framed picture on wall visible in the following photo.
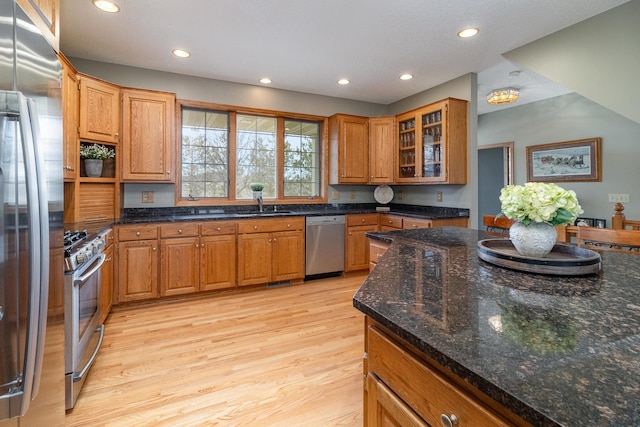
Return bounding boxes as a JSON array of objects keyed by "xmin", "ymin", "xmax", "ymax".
[{"xmin": 526, "ymin": 138, "xmax": 601, "ymax": 182}]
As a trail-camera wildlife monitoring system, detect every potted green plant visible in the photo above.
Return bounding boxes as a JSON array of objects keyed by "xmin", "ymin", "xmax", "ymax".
[
  {"xmin": 250, "ymin": 183, "xmax": 264, "ymax": 198},
  {"xmin": 80, "ymin": 144, "xmax": 115, "ymax": 177},
  {"xmin": 499, "ymin": 182, "xmax": 583, "ymax": 257}
]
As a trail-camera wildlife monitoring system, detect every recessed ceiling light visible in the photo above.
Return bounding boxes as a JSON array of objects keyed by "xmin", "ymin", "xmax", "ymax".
[
  {"xmin": 337, "ymin": 78, "xmax": 350, "ymax": 85},
  {"xmin": 259, "ymin": 78, "xmax": 272, "ymax": 84},
  {"xmin": 457, "ymin": 27, "xmax": 479, "ymax": 38},
  {"xmin": 399, "ymin": 74, "xmax": 413, "ymax": 81},
  {"xmin": 172, "ymin": 49, "xmax": 191, "ymax": 58},
  {"xmin": 92, "ymin": 0, "xmax": 120, "ymax": 13}
]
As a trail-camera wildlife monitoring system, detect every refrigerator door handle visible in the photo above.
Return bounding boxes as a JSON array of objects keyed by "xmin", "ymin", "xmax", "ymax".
[
  {"xmin": 9, "ymin": 92, "xmax": 49, "ymax": 416},
  {"xmin": 26, "ymin": 97, "xmax": 50, "ymax": 402}
]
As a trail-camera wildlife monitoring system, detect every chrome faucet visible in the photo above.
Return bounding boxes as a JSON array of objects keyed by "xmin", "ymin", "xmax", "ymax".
[{"xmin": 254, "ymin": 193, "xmax": 263, "ymax": 212}]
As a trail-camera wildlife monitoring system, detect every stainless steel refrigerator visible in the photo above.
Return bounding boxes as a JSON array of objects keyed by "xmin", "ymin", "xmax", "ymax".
[{"xmin": 0, "ymin": 1, "xmax": 64, "ymax": 426}]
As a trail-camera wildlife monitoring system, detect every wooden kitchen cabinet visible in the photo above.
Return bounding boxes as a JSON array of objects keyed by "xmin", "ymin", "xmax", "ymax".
[
  {"xmin": 369, "ymin": 116, "xmax": 395, "ymax": 184},
  {"xmin": 117, "ymin": 225, "xmax": 159, "ymax": 302},
  {"xmin": 160, "ymin": 223, "xmax": 200, "ymax": 296},
  {"xmin": 99, "ymin": 234, "xmax": 114, "ymax": 324},
  {"xmin": 200, "ymin": 221, "xmax": 237, "ymax": 291},
  {"xmin": 61, "ymin": 54, "xmax": 79, "ymax": 180},
  {"xmin": 79, "ymin": 74, "xmax": 121, "ymax": 144},
  {"xmin": 329, "ymin": 114, "xmax": 369, "ymax": 184},
  {"xmin": 365, "ymin": 319, "xmax": 515, "ymax": 427},
  {"xmin": 121, "ymin": 88, "xmax": 176, "ymax": 182},
  {"xmin": 346, "ymin": 214, "xmax": 379, "ymax": 272},
  {"xmin": 17, "ymin": 0, "xmax": 59, "ymax": 51},
  {"xmin": 396, "ymin": 98, "xmax": 467, "ymax": 184},
  {"xmin": 237, "ymin": 217, "xmax": 305, "ymax": 286}
]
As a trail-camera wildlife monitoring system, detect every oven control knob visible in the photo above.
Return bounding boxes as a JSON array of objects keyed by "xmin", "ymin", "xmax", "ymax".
[
  {"xmin": 96, "ymin": 239, "xmax": 105, "ymax": 250},
  {"xmin": 76, "ymin": 252, "xmax": 85, "ymax": 264}
]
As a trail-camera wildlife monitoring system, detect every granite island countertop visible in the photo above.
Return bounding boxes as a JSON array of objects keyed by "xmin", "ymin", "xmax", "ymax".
[{"xmin": 354, "ymin": 227, "xmax": 640, "ymax": 427}]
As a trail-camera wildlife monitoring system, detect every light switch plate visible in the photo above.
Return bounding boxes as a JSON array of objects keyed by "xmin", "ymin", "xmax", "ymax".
[{"xmin": 608, "ymin": 193, "xmax": 630, "ymax": 203}]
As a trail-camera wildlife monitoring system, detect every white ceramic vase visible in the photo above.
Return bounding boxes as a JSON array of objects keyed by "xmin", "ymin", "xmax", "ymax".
[
  {"xmin": 84, "ymin": 159, "xmax": 103, "ymax": 177},
  {"xmin": 509, "ymin": 221, "xmax": 557, "ymax": 258}
]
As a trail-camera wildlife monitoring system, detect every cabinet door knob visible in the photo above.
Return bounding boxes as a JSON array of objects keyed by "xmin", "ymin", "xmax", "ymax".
[
  {"xmin": 195, "ymin": 243, "xmax": 199, "ymax": 248},
  {"xmin": 166, "ymin": 171, "xmax": 171, "ymax": 174},
  {"xmin": 440, "ymin": 414, "xmax": 458, "ymax": 427},
  {"xmin": 152, "ymin": 247, "xmax": 157, "ymax": 251},
  {"xmin": 273, "ymin": 238, "xmax": 277, "ymax": 242}
]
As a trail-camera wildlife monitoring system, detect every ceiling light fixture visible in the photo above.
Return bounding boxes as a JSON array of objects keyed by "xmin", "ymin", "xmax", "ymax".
[
  {"xmin": 457, "ymin": 27, "xmax": 479, "ymax": 38},
  {"xmin": 259, "ymin": 78, "xmax": 272, "ymax": 84},
  {"xmin": 92, "ymin": 0, "xmax": 120, "ymax": 13},
  {"xmin": 486, "ymin": 88, "xmax": 520, "ymax": 105},
  {"xmin": 172, "ymin": 49, "xmax": 191, "ymax": 58},
  {"xmin": 399, "ymin": 74, "xmax": 413, "ymax": 81},
  {"xmin": 337, "ymin": 78, "xmax": 350, "ymax": 85}
]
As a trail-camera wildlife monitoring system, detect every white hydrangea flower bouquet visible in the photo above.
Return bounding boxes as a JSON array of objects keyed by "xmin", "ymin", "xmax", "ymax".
[{"xmin": 499, "ymin": 182, "xmax": 583, "ymax": 226}]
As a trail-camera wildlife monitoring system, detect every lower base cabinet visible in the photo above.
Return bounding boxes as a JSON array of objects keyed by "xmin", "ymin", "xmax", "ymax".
[
  {"xmin": 99, "ymin": 241, "xmax": 114, "ymax": 323},
  {"xmin": 237, "ymin": 217, "xmax": 305, "ymax": 286},
  {"xmin": 365, "ymin": 318, "xmax": 524, "ymax": 427},
  {"xmin": 200, "ymin": 234, "xmax": 236, "ymax": 291},
  {"xmin": 118, "ymin": 238, "xmax": 159, "ymax": 302}
]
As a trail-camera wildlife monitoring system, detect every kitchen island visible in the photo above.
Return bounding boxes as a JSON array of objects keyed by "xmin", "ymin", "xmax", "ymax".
[{"xmin": 354, "ymin": 227, "xmax": 640, "ymax": 426}]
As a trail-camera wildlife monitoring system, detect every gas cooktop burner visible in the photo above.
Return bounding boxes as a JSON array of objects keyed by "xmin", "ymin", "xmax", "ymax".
[{"xmin": 64, "ymin": 229, "xmax": 88, "ymax": 250}]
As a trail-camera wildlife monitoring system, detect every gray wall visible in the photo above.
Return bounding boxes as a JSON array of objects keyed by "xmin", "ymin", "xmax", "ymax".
[{"xmin": 478, "ymin": 92, "xmax": 640, "ymax": 223}]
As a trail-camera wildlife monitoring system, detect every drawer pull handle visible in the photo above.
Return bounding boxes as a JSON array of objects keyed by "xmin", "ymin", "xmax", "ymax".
[
  {"xmin": 136, "ymin": 231, "xmax": 141, "ymax": 236},
  {"xmin": 361, "ymin": 219, "xmax": 365, "ymax": 223},
  {"xmin": 254, "ymin": 225, "xmax": 258, "ymax": 230},
  {"xmin": 287, "ymin": 224, "xmax": 291, "ymax": 228},
  {"xmin": 376, "ymin": 254, "xmax": 382, "ymax": 259},
  {"xmin": 216, "ymin": 227, "xmax": 221, "ymax": 231},
  {"xmin": 440, "ymin": 414, "xmax": 458, "ymax": 427},
  {"xmin": 178, "ymin": 229, "xmax": 183, "ymax": 234}
]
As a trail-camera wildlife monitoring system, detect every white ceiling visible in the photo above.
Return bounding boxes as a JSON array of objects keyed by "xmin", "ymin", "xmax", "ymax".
[{"xmin": 60, "ymin": 0, "xmax": 628, "ymax": 115}]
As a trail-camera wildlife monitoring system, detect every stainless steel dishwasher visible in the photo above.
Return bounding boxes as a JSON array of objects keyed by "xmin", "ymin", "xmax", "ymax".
[{"xmin": 305, "ymin": 215, "xmax": 345, "ymax": 277}]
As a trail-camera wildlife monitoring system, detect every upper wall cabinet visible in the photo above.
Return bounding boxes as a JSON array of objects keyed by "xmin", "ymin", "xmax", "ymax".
[
  {"xmin": 60, "ymin": 55, "xmax": 79, "ymax": 181},
  {"xmin": 17, "ymin": 0, "xmax": 59, "ymax": 51},
  {"xmin": 396, "ymin": 98, "xmax": 467, "ymax": 184},
  {"xmin": 79, "ymin": 74, "xmax": 121, "ymax": 144},
  {"xmin": 369, "ymin": 116, "xmax": 395, "ymax": 184},
  {"xmin": 329, "ymin": 114, "xmax": 369, "ymax": 184},
  {"xmin": 121, "ymin": 88, "xmax": 176, "ymax": 182}
]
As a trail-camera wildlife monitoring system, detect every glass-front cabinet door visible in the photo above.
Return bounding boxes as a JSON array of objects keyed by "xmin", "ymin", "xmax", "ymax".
[{"xmin": 395, "ymin": 98, "xmax": 467, "ymax": 184}]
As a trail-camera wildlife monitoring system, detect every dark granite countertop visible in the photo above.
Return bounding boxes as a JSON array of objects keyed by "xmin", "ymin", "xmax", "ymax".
[
  {"xmin": 64, "ymin": 203, "xmax": 469, "ymax": 231},
  {"xmin": 355, "ymin": 227, "xmax": 640, "ymax": 427}
]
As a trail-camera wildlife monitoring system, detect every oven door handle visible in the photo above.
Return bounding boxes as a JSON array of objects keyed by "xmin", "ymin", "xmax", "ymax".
[
  {"xmin": 73, "ymin": 325, "xmax": 105, "ymax": 383},
  {"xmin": 75, "ymin": 254, "xmax": 106, "ymax": 284}
]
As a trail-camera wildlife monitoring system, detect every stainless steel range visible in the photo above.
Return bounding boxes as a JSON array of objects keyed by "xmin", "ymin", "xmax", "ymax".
[{"xmin": 63, "ymin": 228, "xmax": 108, "ymax": 410}]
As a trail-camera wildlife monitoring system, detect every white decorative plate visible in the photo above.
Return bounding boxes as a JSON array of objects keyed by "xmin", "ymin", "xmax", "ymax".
[{"xmin": 374, "ymin": 185, "xmax": 394, "ymax": 204}]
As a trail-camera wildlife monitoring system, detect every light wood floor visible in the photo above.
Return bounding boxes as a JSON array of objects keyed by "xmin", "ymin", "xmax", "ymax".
[{"xmin": 65, "ymin": 274, "xmax": 367, "ymax": 427}]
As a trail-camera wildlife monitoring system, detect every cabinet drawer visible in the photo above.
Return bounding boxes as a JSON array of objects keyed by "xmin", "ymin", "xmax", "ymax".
[
  {"xmin": 379, "ymin": 214, "xmax": 403, "ymax": 229},
  {"xmin": 347, "ymin": 213, "xmax": 378, "ymax": 227},
  {"xmin": 160, "ymin": 222, "xmax": 199, "ymax": 238},
  {"xmin": 369, "ymin": 240, "xmax": 390, "ymax": 264},
  {"xmin": 367, "ymin": 325, "xmax": 510, "ymax": 427},
  {"xmin": 402, "ymin": 217, "xmax": 433, "ymax": 229},
  {"xmin": 118, "ymin": 225, "xmax": 158, "ymax": 241},
  {"xmin": 200, "ymin": 221, "xmax": 236, "ymax": 236},
  {"xmin": 237, "ymin": 217, "xmax": 304, "ymax": 234}
]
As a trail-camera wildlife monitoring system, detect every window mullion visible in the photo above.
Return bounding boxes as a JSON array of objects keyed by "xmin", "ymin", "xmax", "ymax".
[
  {"xmin": 228, "ymin": 111, "xmax": 237, "ymax": 201},
  {"xmin": 276, "ymin": 116, "xmax": 285, "ymax": 200}
]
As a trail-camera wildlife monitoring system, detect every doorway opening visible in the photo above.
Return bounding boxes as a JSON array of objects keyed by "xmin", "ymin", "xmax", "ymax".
[{"xmin": 478, "ymin": 142, "xmax": 514, "ymax": 227}]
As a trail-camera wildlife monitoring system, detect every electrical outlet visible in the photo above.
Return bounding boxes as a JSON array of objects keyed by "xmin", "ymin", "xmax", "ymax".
[
  {"xmin": 608, "ymin": 193, "xmax": 630, "ymax": 203},
  {"xmin": 332, "ymin": 191, "xmax": 340, "ymax": 200},
  {"xmin": 398, "ymin": 191, "xmax": 403, "ymax": 200},
  {"xmin": 436, "ymin": 191, "xmax": 443, "ymax": 202},
  {"xmin": 350, "ymin": 191, "xmax": 356, "ymax": 200},
  {"xmin": 141, "ymin": 191, "xmax": 154, "ymax": 203}
]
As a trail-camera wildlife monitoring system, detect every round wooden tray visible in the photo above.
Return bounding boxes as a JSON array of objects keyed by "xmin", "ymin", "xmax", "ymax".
[{"xmin": 477, "ymin": 239, "xmax": 601, "ymax": 276}]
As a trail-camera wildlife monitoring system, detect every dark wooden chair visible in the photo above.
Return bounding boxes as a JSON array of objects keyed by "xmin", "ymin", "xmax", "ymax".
[
  {"xmin": 482, "ymin": 215, "xmax": 515, "ymax": 236},
  {"xmin": 576, "ymin": 226, "xmax": 640, "ymax": 254}
]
